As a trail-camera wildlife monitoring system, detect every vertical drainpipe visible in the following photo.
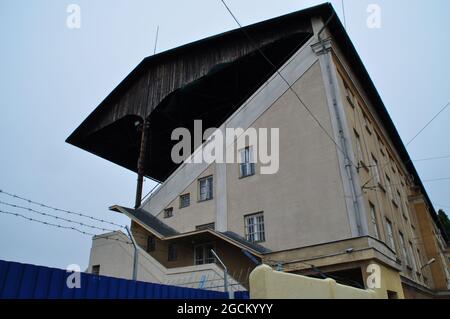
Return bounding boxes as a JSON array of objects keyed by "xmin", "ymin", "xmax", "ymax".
[
  {"xmin": 311, "ymin": 16, "xmax": 368, "ymax": 237},
  {"xmin": 135, "ymin": 119, "xmax": 151, "ymax": 209}
]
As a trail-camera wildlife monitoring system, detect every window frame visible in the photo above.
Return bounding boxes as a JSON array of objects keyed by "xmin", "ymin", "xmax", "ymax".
[
  {"xmin": 385, "ymin": 218, "xmax": 396, "ymax": 251},
  {"xmin": 239, "ymin": 146, "xmax": 255, "ymax": 178},
  {"xmin": 244, "ymin": 212, "xmax": 265, "ymax": 243},
  {"xmin": 163, "ymin": 207, "xmax": 173, "ymax": 218},
  {"xmin": 194, "ymin": 242, "xmax": 216, "ymax": 265},
  {"xmin": 369, "ymin": 202, "xmax": 379, "ymax": 239},
  {"xmin": 179, "ymin": 193, "xmax": 190, "ymax": 209},
  {"xmin": 198, "ymin": 176, "xmax": 213, "ymax": 202}
]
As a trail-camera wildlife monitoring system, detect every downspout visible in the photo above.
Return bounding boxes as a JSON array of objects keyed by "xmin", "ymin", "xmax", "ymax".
[{"xmin": 313, "ymin": 14, "xmax": 367, "ymax": 236}]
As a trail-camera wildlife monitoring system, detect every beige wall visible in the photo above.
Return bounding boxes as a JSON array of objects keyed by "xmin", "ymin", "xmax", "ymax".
[
  {"xmin": 87, "ymin": 231, "xmax": 245, "ymax": 291},
  {"xmin": 155, "ymin": 165, "xmax": 216, "ymax": 233},
  {"xmin": 250, "ymin": 264, "xmax": 381, "ymax": 299},
  {"xmin": 151, "ymin": 61, "xmax": 353, "ymax": 252},
  {"xmin": 226, "ymin": 61, "xmax": 352, "ymax": 251}
]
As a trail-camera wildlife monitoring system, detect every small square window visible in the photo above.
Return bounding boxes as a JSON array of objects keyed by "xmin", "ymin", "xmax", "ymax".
[
  {"xmin": 164, "ymin": 207, "xmax": 173, "ymax": 218},
  {"xmin": 196, "ymin": 223, "xmax": 215, "ymax": 231},
  {"xmin": 179, "ymin": 193, "xmax": 190, "ymax": 208}
]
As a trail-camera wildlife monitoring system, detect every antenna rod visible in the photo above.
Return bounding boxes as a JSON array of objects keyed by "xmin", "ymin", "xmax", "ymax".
[{"xmin": 153, "ymin": 25, "xmax": 159, "ymax": 54}]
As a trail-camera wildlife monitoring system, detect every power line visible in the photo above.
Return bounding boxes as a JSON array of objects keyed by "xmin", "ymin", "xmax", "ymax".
[
  {"xmin": 406, "ymin": 101, "xmax": 450, "ymax": 146},
  {"xmin": 0, "ymin": 200, "xmax": 115, "ymax": 233},
  {"xmin": 413, "ymin": 155, "xmax": 450, "ymax": 163},
  {"xmin": 219, "ymin": 0, "xmax": 358, "ymax": 170},
  {"xmin": 0, "ymin": 189, "xmax": 125, "ymax": 229},
  {"xmin": 0, "ymin": 208, "xmax": 132, "ymax": 245},
  {"xmin": 363, "ymin": 176, "xmax": 450, "ymax": 192}
]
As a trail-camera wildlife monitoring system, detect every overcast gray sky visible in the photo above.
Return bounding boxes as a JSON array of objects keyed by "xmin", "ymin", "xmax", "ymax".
[{"xmin": 0, "ymin": 0, "xmax": 449, "ymax": 270}]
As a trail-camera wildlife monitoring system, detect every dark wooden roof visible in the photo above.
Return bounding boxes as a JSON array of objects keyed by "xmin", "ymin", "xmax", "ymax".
[{"xmin": 66, "ymin": 6, "xmax": 315, "ymax": 181}]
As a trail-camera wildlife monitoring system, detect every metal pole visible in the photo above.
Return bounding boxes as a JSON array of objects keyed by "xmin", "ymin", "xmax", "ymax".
[
  {"xmin": 210, "ymin": 249, "xmax": 233, "ymax": 299},
  {"xmin": 135, "ymin": 119, "xmax": 150, "ymax": 209},
  {"xmin": 125, "ymin": 226, "xmax": 139, "ymax": 281}
]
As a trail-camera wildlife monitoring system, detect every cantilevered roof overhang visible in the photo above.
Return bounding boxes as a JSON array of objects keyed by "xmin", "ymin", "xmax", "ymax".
[{"xmin": 66, "ymin": 8, "xmax": 317, "ymax": 182}]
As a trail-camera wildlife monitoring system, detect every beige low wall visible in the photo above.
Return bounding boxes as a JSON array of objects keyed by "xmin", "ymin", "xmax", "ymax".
[
  {"xmin": 88, "ymin": 231, "xmax": 245, "ymax": 292},
  {"xmin": 250, "ymin": 264, "xmax": 380, "ymax": 299}
]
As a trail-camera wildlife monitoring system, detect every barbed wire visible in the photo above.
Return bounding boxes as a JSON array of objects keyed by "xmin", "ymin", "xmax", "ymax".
[
  {"xmin": 0, "ymin": 200, "xmax": 115, "ymax": 233},
  {"xmin": 0, "ymin": 189, "xmax": 126, "ymax": 229},
  {"xmin": 0, "ymin": 208, "xmax": 132, "ymax": 245}
]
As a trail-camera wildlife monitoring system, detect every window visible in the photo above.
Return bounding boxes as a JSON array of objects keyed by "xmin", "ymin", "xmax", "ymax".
[
  {"xmin": 386, "ymin": 219, "xmax": 395, "ymax": 251},
  {"xmin": 147, "ymin": 235, "xmax": 156, "ymax": 252},
  {"xmin": 354, "ymin": 130, "xmax": 365, "ymax": 164},
  {"xmin": 196, "ymin": 223, "xmax": 215, "ymax": 231},
  {"xmin": 369, "ymin": 202, "xmax": 379, "ymax": 239},
  {"xmin": 168, "ymin": 243, "xmax": 177, "ymax": 261},
  {"xmin": 395, "ymin": 190, "xmax": 402, "ymax": 207},
  {"xmin": 409, "ymin": 242, "xmax": 417, "ymax": 271},
  {"xmin": 371, "ymin": 154, "xmax": 381, "ymax": 185},
  {"xmin": 163, "ymin": 207, "xmax": 173, "ymax": 218},
  {"xmin": 245, "ymin": 213, "xmax": 265, "ymax": 243},
  {"xmin": 399, "ymin": 232, "xmax": 411, "ymax": 267},
  {"xmin": 194, "ymin": 243, "xmax": 215, "ymax": 265},
  {"xmin": 92, "ymin": 265, "xmax": 100, "ymax": 275},
  {"xmin": 198, "ymin": 176, "xmax": 213, "ymax": 201},
  {"xmin": 239, "ymin": 147, "xmax": 255, "ymax": 178},
  {"xmin": 416, "ymin": 248, "xmax": 423, "ymax": 270},
  {"xmin": 363, "ymin": 113, "xmax": 372, "ymax": 134},
  {"xmin": 179, "ymin": 193, "xmax": 190, "ymax": 208},
  {"xmin": 385, "ymin": 174, "xmax": 392, "ymax": 199},
  {"xmin": 344, "ymin": 83, "xmax": 355, "ymax": 108}
]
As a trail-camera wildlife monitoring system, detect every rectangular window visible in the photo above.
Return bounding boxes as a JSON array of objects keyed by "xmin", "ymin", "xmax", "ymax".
[
  {"xmin": 344, "ymin": 83, "xmax": 355, "ymax": 108},
  {"xmin": 194, "ymin": 243, "xmax": 215, "ymax": 265},
  {"xmin": 163, "ymin": 207, "xmax": 173, "ymax": 218},
  {"xmin": 198, "ymin": 176, "xmax": 213, "ymax": 201},
  {"xmin": 409, "ymin": 242, "xmax": 417, "ymax": 271},
  {"xmin": 386, "ymin": 219, "xmax": 395, "ymax": 251},
  {"xmin": 179, "ymin": 193, "xmax": 190, "ymax": 208},
  {"xmin": 385, "ymin": 174, "xmax": 393, "ymax": 199},
  {"xmin": 92, "ymin": 265, "xmax": 100, "ymax": 275},
  {"xmin": 399, "ymin": 232, "xmax": 411, "ymax": 267},
  {"xmin": 245, "ymin": 212, "xmax": 265, "ymax": 243},
  {"xmin": 416, "ymin": 248, "xmax": 423, "ymax": 269},
  {"xmin": 371, "ymin": 154, "xmax": 381, "ymax": 185},
  {"xmin": 239, "ymin": 147, "xmax": 255, "ymax": 178},
  {"xmin": 147, "ymin": 235, "xmax": 156, "ymax": 252},
  {"xmin": 196, "ymin": 223, "xmax": 215, "ymax": 231},
  {"xmin": 363, "ymin": 113, "xmax": 372, "ymax": 134},
  {"xmin": 168, "ymin": 243, "xmax": 177, "ymax": 261},
  {"xmin": 369, "ymin": 202, "xmax": 379, "ymax": 239},
  {"xmin": 354, "ymin": 130, "xmax": 365, "ymax": 164}
]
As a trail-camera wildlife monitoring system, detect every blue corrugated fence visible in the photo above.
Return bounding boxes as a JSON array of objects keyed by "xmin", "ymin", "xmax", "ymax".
[{"xmin": 0, "ymin": 260, "xmax": 249, "ymax": 299}]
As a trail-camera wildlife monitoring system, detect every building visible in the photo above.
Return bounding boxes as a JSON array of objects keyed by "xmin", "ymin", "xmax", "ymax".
[{"xmin": 67, "ymin": 3, "xmax": 450, "ymax": 298}]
